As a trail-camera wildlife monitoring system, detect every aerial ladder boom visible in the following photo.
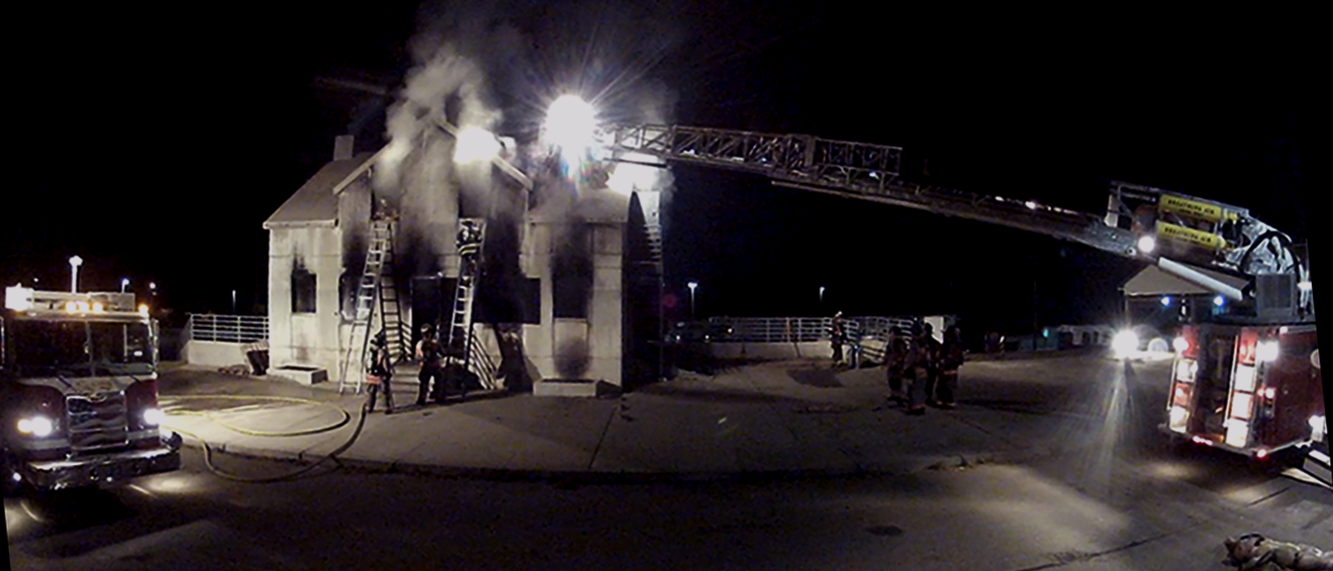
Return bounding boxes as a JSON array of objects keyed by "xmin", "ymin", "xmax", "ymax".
[{"xmin": 599, "ymin": 124, "xmax": 1311, "ymax": 319}]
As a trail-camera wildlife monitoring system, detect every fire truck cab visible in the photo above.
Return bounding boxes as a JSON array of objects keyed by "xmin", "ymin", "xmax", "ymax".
[{"xmin": 2, "ymin": 286, "xmax": 182, "ymax": 494}]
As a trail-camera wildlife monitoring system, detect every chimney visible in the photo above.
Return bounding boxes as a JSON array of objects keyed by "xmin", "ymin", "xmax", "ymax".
[{"xmin": 334, "ymin": 135, "xmax": 355, "ymax": 161}]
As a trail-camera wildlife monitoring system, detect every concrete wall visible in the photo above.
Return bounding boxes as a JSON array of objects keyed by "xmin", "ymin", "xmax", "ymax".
[
  {"xmin": 706, "ymin": 342, "xmax": 833, "ymax": 361},
  {"xmin": 525, "ymin": 203, "xmax": 627, "ymax": 386},
  {"xmin": 588, "ymin": 223, "xmax": 623, "ymax": 385},
  {"xmin": 268, "ymin": 225, "xmax": 343, "ymax": 373},
  {"xmin": 182, "ymin": 340, "xmax": 252, "ymax": 369}
]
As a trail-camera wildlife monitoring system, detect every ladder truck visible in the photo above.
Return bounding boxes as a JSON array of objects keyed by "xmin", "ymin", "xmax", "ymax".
[{"xmin": 597, "ymin": 124, "xmax": 1323, "ymax": 468}]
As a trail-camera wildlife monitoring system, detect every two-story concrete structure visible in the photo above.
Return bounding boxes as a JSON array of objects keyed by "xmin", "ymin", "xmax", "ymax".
[{"xmin": 264, "ymin": 133, "xmax": 662, "ymax": 393}]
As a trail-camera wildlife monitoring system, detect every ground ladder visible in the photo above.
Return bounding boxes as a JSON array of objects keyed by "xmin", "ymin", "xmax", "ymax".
[
  {"xmin": 338, "ymin": 219, "xmax": 406, "ymax": 394},
  {"xmin": 443, "ymin": 218, "xmax": 501, "ymax": 391}
]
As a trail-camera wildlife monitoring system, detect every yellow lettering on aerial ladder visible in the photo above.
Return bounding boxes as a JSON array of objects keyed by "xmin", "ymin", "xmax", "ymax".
[
  {"xmin": 1156, "ymin": 221, "xmax": 1226, "ymax": 251},
  {"xmin": 1159, "ymin": 194, "xmax": 1236, "ymax": 224}
]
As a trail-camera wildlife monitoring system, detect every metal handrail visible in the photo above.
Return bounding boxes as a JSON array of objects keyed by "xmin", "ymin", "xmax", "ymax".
[
  {"xmin": 185, "ymin": 314, "xmax": 270, "ymax": 343},
  {"xmin": 703, "ymin": 316, "xmax": 921, "ymax": 344}
]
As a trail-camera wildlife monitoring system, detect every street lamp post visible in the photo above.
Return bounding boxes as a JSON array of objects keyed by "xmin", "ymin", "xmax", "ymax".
[
  {"xmin": 687, "ymin": 282, "xmax": 698, "ymax": 320},
  {"xmin": 819, "ymin": 286, "xmax": 825, "ymax": 307},
  {"xmin": 68, "ymin": 256, "xmax": 82, "ymax": 293},
  {"xmin": 232, "ymin": 290, "xmax": 237, "ymax": 314},
  {"xmin": 121, "ymin": 278, "xmax": 129, "ymax": 293}
]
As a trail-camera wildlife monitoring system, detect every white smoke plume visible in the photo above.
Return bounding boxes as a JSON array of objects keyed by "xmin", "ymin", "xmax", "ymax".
[{"xmin": 374, "ymin": 45, "xmax": 497, "ymax": 197}]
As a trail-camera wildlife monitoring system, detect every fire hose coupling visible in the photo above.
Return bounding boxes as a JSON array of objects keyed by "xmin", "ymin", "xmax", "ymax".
[{"xmin": 1224, "ymin": 533, "xmax": 1333, "ymax": 570}]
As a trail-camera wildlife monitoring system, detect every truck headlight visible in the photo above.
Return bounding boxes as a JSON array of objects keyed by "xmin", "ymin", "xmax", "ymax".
[
  {"xmin": 1113, "ymin": 330, "xmax": 1139, "ymax": 357},
  {"xmin": 17, "ymin": 416, "xmax": 54, "ymax": 437},
  {"xmin": 143, "ymin": 408, "xmax": 165, "ymax": 426}
]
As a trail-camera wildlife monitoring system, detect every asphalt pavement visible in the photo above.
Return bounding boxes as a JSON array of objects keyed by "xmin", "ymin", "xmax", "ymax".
[
  {"xmin": 157, "ymin": 353, "xmax": 1103, "ymax": 482},
  {"xmin": 156, "ymin": 349, "xmax": 1328, "ymax": 486}
]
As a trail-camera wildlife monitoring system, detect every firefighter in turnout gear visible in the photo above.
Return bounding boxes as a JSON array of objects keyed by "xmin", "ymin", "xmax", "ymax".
[
  {"xmin": 416, "ymin": 323, "xmax": 443, "ymax": 406},
  {"xmin": 885, "ymin": 327, "xmax": 910, "ymax": 404},
  {"xmin": 906, "ymin": 321, "xmax": 940, "ymax": 415},
  {"xmin": 365, "ymin": 330, "xmax": 394, "ymax": 414},
  {"xmin": 933, "ymin": 326, "xmax": 965, "ymax": 409},
  {"xmin": 829, "ymin": 312, "xmax": 847, "ymax": 366}
]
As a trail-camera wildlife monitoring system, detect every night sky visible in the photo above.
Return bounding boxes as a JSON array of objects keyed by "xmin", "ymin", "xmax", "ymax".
[{"xmin": 6, "ymin": 2, "xmax": 1316, "ymax": 339}]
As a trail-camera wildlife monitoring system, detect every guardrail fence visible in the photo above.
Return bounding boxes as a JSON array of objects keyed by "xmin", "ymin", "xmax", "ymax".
[
  {"xmin": 707, "ymin": 316, "xmax": 922, "ymax": 344},
  {"xmin": 185, "ymin": 314, "xmax": 270, "ymax": 343}
]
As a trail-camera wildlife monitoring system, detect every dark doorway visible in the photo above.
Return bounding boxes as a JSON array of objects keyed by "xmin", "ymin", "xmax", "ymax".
[{"xmin": 411, "ymin": 275, "xmax": 443, "ymax": 348}]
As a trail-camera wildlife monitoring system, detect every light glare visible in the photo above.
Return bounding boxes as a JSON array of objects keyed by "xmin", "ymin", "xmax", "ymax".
[
  {"xmin": 1256, "ymin": 341, "xmax": 1279, "ymax": 362},
  {"xmin": 1169, "ymin": 406, "xmax": 1189, "ymax": 430},
  {"xmin": 143, "ymin": 408, "xmax": 164, "ymax": 426},
  {"xmin": 1112, "ymin": 330, "xmax": 1138, "ymax": 357},
  {"xmin": 17, "ymin": 416, "xmax": 53, "ymax": 437},
  {"xmin": 545, "ymin": 95, "xmax": 597, "ymax": 159},
  {"xmin": 1138, "ymin": 235, "xmax": 1156, "ymax": 253},
  {"xmin": 1173, "ymin": 336, "xmax": 1189, "ymax": 353},
  {"xmin": 453, "ymin": 127, "xmax": 502, "ymax": 164}
]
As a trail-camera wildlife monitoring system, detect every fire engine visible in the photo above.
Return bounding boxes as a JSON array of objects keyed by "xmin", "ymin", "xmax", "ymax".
[
  {"xmin": 2, "ymin": 286, "xmax": 182, "ymax": 494},
  {"xmin": 593, "ymin": 123, "xmax": 1324, "ymax": 468}
]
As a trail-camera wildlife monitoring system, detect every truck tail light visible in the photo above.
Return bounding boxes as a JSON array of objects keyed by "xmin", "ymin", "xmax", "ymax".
[
  {"xmin": 1171, "ymin": 383, "xmax": 1193, "ymax": 408},
  {"xmin": 1176, "ymin": 325, "xmax": 1198, "ymax": 359},
  {"xmin": 1169, "ymin": 405, "xmax": 1190, "ymax": 432},
  {"xmin": 1174, "ymin": 359, "xmax": 1197, "ymax": 383}
]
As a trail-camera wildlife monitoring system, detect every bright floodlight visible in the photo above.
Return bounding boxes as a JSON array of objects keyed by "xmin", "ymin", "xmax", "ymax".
[
  {"xmin": 545, "ymin": 95, "xmax": 597, "ymax": 155},
  {"xmin": 1137, "ymin": 235, "xmax": 1156, "ymax": 254},
  {"xmin": 69, "ymin": 255, "xmax": 83, "ymax": 293},
  {"xmin": 1160, "ymin": 295, "xmax": 1171, "ymax": 307},
  {"xmin": 454, "ymin": 127, "xmax": 502, "ymax": 164},
  {"xmin": 1213, "ymin": 295, "xmax": 1225, "ymax": 307},
  {"xmin": 1173, "ymin": 336, "xmax": 1189, "ymax": 353},
  {"xmin": 1113, "ymin": 330, "xmax": 1138, "ymax": 357}
]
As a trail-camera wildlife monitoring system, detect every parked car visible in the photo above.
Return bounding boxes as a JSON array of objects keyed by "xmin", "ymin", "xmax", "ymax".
[{"xmin": 665, "ymin": 321, "xmax": 733, "ymax": 344}]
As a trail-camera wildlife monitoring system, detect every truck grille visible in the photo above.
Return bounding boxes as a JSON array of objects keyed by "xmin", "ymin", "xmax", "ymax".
[{"xmin": 66, "ymin": 392, "xmax": 129, "ymax": 453}]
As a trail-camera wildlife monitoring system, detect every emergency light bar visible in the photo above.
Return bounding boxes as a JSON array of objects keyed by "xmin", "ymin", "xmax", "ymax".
[{"xmin": 6, "ymin": 286, "xmax": 142, "ymax": 315}]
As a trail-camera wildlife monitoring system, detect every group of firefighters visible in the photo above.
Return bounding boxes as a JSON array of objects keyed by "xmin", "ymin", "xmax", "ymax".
[
  {"xmin": 362, "ymin": 322, "xmax": 469, "ymax": 415},
  {"xmin": 830, "ymin": 314, "xmax": 966, "ymax": 415}
]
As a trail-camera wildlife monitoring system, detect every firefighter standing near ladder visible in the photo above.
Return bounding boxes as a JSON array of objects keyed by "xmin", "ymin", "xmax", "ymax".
[
  {"xmin": 416, "ymin": 323, "xmax": 443, "ymax": 406},
  {"xmin": 365, "ymin": 330, "xmax": 394, "ymax": 414}
]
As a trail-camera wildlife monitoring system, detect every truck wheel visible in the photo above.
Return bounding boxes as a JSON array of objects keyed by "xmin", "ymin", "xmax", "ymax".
[{"xmin": 1272, "ymin": 447, "xmax": 1309, "ymax": 470}]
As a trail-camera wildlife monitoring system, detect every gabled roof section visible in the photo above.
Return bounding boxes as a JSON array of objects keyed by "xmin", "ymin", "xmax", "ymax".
[
  {"xmin": 264, "ymin": 152, "xmax": 377, "ymax": 229},
  {"xmin": 1122, "ymin": 264, "xmax": 1249, "ymax": 297}
]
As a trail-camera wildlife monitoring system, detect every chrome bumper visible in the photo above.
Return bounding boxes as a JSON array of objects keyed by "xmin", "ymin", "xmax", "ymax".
[{"xmin": 23, "ymin": 432, "xmax": 182, "ymax": 490}]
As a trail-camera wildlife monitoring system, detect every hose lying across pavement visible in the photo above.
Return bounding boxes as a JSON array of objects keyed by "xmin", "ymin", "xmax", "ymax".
[{"xmin": 161, "ymin": 395, "xmax": 367, "ymax": 483}]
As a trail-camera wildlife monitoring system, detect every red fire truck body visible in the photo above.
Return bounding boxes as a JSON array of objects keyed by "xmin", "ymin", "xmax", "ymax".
[
  {"xmin": 1167, "ymin": 322, "xmax": 1324, "ymax": 460},
  {"xmin": 2, "ymin": 286, "xmax": 182, "ymax": 493}
]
